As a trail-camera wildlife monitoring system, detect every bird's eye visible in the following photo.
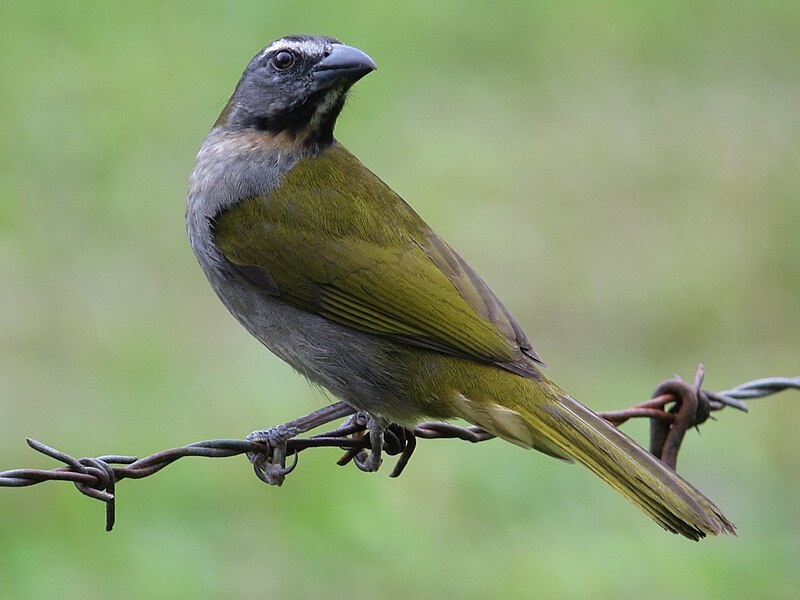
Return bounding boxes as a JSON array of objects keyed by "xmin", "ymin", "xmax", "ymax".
[{"xmin": 272, "ymin": 51, "xmax": 295, "ymax": 70}]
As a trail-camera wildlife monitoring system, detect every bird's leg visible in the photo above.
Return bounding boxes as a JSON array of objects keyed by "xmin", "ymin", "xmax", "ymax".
[
  {"xmin": 352, "ymin": 414, "xmax": 388, "ymax": 473},
  {"xmin": 247, "ymin": 401, "xmax": 356, "ymax": 485}
]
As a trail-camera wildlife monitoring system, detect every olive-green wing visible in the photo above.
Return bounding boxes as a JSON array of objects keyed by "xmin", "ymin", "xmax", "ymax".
[{"xmin": 212, "ymin": 144, "xmax": 542, "ymax": 377}]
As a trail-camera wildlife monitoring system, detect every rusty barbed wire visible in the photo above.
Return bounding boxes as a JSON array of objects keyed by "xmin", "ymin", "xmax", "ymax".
[{"xmin": 1, "ymin": 366, "xmax": 797, "ymax": 531}]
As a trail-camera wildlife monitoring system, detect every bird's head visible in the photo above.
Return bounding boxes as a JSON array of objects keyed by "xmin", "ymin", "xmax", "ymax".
[{"xmin": 216, "ymin": 35, "xmax": 376, "ymax": 147}]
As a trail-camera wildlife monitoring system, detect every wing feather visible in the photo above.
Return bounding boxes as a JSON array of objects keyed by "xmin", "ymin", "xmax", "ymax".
[{"xmin": 212, "ymin": 143, "xmax": 542, "ymax": 377}]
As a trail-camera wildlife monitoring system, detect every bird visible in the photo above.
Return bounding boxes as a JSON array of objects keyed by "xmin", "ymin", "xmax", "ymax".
[{"xmin": 186, "ymin": 34, "xmax": 735, "ymax": 540}]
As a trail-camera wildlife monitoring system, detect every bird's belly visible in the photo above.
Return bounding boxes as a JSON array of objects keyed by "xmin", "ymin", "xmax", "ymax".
[{"xmin": 203, "ymin": 263, "xmax": 432, "ymax": 424}]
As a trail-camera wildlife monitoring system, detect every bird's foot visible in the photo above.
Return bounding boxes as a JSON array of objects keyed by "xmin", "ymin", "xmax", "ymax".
[
  {"xmin": 348, "ymin": 414, "xmax": 387, "ymax": 473},
  {"xmin": 246, "ymin": 402, "xmax": 355, "ymax": 486},
  {"xmin": 246, "ymin": 425, "xmax": 298, "ymax": 486}
]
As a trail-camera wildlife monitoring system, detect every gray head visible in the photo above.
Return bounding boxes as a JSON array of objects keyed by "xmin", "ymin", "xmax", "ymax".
[{"xmin": 216, "ymin": 35, "xmax": 377, "ymax": 145}]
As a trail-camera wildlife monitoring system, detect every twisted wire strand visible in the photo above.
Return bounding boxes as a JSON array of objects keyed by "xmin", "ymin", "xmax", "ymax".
[{"xmin": 1, "ymin": 368, "xmax": 797, "ymax": 531}]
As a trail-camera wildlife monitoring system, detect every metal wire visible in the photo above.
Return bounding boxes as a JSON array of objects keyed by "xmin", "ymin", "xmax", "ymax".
[{"xmin": 1, "ymin": 367, "xmax": 797, "ymax": 531}]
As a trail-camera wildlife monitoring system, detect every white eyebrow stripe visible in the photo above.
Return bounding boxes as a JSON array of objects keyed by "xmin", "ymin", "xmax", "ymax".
[{"xmin": 261, "ymin": 38, "xmax": 329, "ymax": 59}]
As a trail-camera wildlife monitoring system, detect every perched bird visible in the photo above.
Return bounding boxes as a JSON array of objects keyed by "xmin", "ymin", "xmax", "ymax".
[{"xmin": 187, "ymin": 34, "xmax": 735, "ymax": 540}]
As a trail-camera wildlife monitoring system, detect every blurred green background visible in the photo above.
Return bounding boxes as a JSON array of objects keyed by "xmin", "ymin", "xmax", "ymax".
[{"xmin": 1, "ymin": 1, "xmax": 798, "ymax": 598}]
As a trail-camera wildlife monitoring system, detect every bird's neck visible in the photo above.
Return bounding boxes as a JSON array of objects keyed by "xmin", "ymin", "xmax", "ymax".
[
  {"xmin": 216, "ymin": 88, "xmax": 346, "ymax": 151},
  {"xmin": 188, "ymin": 125, "xmax": 336, "ymax": 221}
]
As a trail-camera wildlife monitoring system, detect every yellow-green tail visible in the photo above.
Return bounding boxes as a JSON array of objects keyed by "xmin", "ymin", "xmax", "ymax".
[{"xmin": 463, "ymin": 376, "xmax": 736, "ymax": 540}]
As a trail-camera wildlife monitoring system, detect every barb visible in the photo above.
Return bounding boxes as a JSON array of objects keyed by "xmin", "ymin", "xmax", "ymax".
[{"xmin": 2, "ymin": 367, "xmax": 797, "ymax": 531}]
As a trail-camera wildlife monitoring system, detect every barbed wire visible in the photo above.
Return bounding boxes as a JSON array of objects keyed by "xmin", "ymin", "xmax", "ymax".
[{"xmin": 1, "ymin": 365, "xmax": 797, "ymax": 531}]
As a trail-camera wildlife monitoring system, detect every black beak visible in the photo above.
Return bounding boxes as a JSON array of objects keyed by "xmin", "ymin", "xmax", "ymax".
[{"xmin": 311, "ymin": 44, "xmax": 377, "ymax": 92}]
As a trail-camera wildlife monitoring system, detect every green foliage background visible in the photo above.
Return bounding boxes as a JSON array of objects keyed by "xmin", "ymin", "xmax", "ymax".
[{"xmin": 1, "ymin": 2, "xmax": 798, "ymax": 598}]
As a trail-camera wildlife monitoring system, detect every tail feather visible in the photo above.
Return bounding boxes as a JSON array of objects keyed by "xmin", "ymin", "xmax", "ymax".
[{"xmin": 465, "ymin": 379, "xmax": 736, "ymax": 540}]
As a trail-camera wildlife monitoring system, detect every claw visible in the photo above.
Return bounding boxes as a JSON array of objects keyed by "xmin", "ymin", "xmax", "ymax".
[
  {"xmin": 247, "ymin": 426, "xmax": 290, "ymax": 486},
  {"xmin": 360, "ymin": 416, "xmax": 386, "ymax": 472},
  {"xmin": 337, "ymin": 413, "xmax": 386, "ymax": 473},
  {"xmin": 251, "ymin": 446, "xmax": 298, "ymax": 486},
  {"xmin": 354, "ymin": 447, "xmax": 383, "ymax": 472}
]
